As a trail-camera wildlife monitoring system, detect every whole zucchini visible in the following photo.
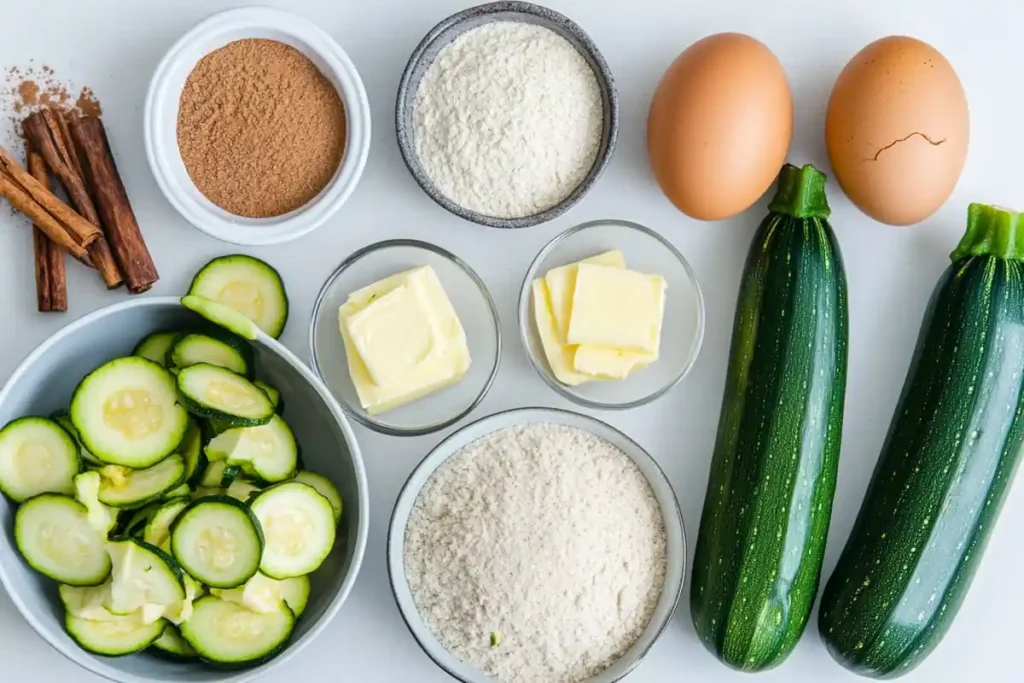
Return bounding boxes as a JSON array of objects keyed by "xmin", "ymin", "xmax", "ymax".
[
  {"xmin": 819, "ymin": 203, "xmax": 1024, "ymax": 678},
  {"xmin": 691, "ymin": 163, "xmax": 849, "ymax": 671}
]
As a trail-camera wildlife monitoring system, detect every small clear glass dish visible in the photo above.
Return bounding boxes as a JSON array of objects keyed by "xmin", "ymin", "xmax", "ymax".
[
  {"xmin": 518, "ymin": 219, "xmax": 705, "ymax": 410},
  {"xmin": 310, "ymin": 239, "xmax": 501, "ymax": 436}
]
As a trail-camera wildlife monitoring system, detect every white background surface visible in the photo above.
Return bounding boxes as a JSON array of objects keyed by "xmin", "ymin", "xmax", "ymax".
[{"xmin": 0, "ymin": 0, "xmax": 1020, "ymax": 681}]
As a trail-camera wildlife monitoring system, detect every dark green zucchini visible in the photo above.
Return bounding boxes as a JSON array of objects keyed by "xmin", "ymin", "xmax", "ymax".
[
  {"xmin": 819, "ymin": 203, "xmax": 1024, "ymax": 678},
  {"xmin": 690, "ymin": 163, "xmax": 849, "ymax": 671}
]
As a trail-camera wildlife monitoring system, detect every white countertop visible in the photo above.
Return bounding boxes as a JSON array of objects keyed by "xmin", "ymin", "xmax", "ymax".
[{"xmin": 0, "ymin": 1, "xmax": 1020, "ymax": 681}]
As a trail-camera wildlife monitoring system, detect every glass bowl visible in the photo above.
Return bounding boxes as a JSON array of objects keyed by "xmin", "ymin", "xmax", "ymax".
[
  {"xmin": 310, "ymin": 239, "xmax": 501, "ymax": 436},
  {"xmin": 518, "ymin": 219, "xmax": 705, "ymax": 410}
]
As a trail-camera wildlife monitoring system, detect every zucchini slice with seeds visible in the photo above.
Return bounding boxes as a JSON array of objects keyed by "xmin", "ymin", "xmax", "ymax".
[
  {"xmin": 168, "ymin": 332, "xmax": 252, "ymax": 378},
  {"xmin": 97, "ymin": 455, "xmax": 186, "ymax": 509},
  {"xmin": 14, "ymin": 494, "xmax": 111, "ymax": 585},
  {"xmin": 292, "ymin": 470, "xmax": 343, "ymax": 523},
  {"xmin": 250, "ymin": 482, "xmax": 335, "ymax": 579},
  {"xmin": 206, "ymin": 415, "xmax": 298, "ymax": 483},
  {"xmin": 171, "ymin": 495, "xmax": 264, "ymax": 589},
  {"xmin": 132, "ymin": 331, "xmax": 182, "ymax": 368},
  {"xmin": 180, "ymin": 595, "xmax": 295, "ymax": 667},
  {"xmin": 65, "ymin": 610, "xmax": 165, "ymax": 657},
  {"xmin": 187, "ymin": 254, "xmax": 289, "ymax": 338},
  {"xmin": 0, "ymin": 417, "xmax": 80, "ymax": 502},
  {"xmin": 177, "ymin": 364, "xmax": 275, "ymax": 426},
  {"xmin": 104, "ymin": 539, "xmax": 184, "ymax": 615},
  {"xmin": 70, "ymin": 357, "xmax": 189, "ymax": 469},
  {"xmin": 182, "ymin": 295, "xmax": 260, "ymax": 341}
]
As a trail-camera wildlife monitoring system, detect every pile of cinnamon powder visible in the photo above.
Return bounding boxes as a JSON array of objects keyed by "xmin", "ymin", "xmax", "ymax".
[{"xmin": 177, "ymin": 39, "xmax": 347, "ymax": 219}]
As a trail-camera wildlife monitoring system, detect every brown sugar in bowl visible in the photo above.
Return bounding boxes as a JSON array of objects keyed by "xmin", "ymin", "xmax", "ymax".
[{"xmin": 145, "ymin": 7, "xmax": 371, "ymax": 246}]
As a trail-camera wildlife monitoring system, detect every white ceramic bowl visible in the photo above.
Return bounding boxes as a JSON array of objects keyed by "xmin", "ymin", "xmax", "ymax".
[
  {"xmin": 144, "ymin": 6, "xmax": 371, "ymax": 246},
  {"xmin": 0, "ymin": 297, "xmax": 370, "ymax": 683},
  {"xmin": 519, "ymin": 219, "xmax": 706, "ymax": 410},
  {"xmin": 387, "ymin": 407, "xmax": 686, "ymax": 683}
]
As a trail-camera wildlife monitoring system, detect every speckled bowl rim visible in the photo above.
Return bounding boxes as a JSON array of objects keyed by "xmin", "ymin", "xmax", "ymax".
[
  {"xmin": 386, "ymin": 406, "xmax": 686, "ymax": 683},
  {"xmin": 517, "ymin": 219, "xmax": 707, "ymax": 411},
  {"xmin": 307, "ymin": 238, "xmax": 502, "ymax": 437},
  {"xmin": 394, "ymin": 1, "xmax": 619, "ymax": 229}
]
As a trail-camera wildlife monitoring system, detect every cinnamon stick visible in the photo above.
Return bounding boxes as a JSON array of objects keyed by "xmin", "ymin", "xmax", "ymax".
[
  {"xmin": 70, "ymin": 116, "xmax": 158, "ymax": 294},
  {"xmin": 24, "ymin": 111, "xmax": 123, "ymax": 289},
  {"xmin": 28, "ymin": 152, "xmax": 66, "ymax": 312},
  {"xmin": 0, "ymin": 146, "xmax": 101, "ymax": 247},
  {"xmin": 0, "ymin": 173, "xmax": 88, "ymax": 260}
]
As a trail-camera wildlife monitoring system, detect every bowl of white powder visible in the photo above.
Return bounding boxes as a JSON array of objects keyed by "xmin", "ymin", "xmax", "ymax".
[
  {"xmin": 395, "ymin": 1, "xmax": 617, "ymax": 229},
  {"xmin": 387, "ymin": 407, "xmax": 685, "ymax": 683}
]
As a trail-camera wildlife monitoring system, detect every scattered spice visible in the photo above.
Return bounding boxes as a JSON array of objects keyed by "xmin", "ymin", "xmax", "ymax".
[
  {"xmin": 176, "ymin": 38, "xmax": 347, "ymax": 219},
  {"xmin": 4, "ymin": 62, "xmax": 100, "ymax": 123}
]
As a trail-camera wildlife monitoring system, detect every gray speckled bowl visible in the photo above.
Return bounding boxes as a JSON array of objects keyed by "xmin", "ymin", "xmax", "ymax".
[{"xmin": 395, "ymin": 1, "xmax": 619, "ymax": 229}]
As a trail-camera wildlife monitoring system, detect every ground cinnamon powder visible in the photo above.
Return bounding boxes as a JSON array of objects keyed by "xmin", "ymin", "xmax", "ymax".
[{"xmin": 177, "ymin": 39, "xmax": 347, "ymax": 218}]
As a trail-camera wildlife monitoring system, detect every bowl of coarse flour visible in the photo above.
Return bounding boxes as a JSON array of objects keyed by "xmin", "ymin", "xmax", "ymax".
[
  {"xmin": 387, "ymin": 407, "xmax": 685, "ymax": 683},
  {"xmin": 396, "ymin": 1, "xmax": 618, "ymax": 229}
]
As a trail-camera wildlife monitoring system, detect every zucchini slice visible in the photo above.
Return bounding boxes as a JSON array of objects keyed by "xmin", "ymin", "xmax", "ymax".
[
  {"xmin": 73, "ymin": 472, "xmax": 118, "ymax": 536},
  {"xmin": 200, "ymin": 460, "xmax": 229, "ymax": 488},
  {"xmin": 132, "ymin": 331, "xmax": 181, "ymax": 368},
  {"xmin": 250, "ymin": 482, "xmax": 335, "ymax": 579},
  {"xmin": 177, "ymin": 364, "xmax": 275, "ymax": 426},
  {"xmin": 52, "ymin": 411, "xmax": 102, "ymax": 467},
  {"xmin": 170, "ymin": 495, "xmax": 264, "ymax": 589},
  {"xmin": 168, "ymin": 332, "xmax": 252, "ymax": 378},
  {"xmin": 254, "ymin": 381, "xmax": 282, "ymax": 413},
  {"xmin": 206, "ymin": 416, "xmax": 298, "ymax": 483},
  {"xmin": 163, "ymin": 484, "xmax": 191, "ymax": 500},
  {"xmin": 65, "ymin": 610, "xmax": 165, "ymax": 657},
  {"xmin": 180, "ymin": 595, "xmax": 295, "ymax": 667},
  {"xmin": 292, "ymin": 470, "xmax": 343, "ymax": 523},
  {"xmin": 14, "ymin": 494, "xmax": 111, "ymax": 585},
  {"xmin": 105, "ymin": 539, "xmax": 185, "ymax": 615},
  {"xmin": 143, "ymin": 498, "xmax": 189, "ymax": 549},
  {"xmin": 225, "ymin": 479, "xmax": 262, "ymax": 503},
  {"xmin": 59, "ymin": 579, "xmax": 117, "ymax": 621},
  {"xmin": 120, "ymin": 502, "xmax": 159, "ymax": 539},
  {"xmin": 70, "ymin": 357, "xmax": 189, "ymax": 469},
  {"xmin": 181, "ymin": 295, "xmax": 260, "ymax": 341},
  {"xmin": 151, "ymin": 623, "xmax": 197, "ymax": 660},
  {"xmin": 163, "ymin": 573, "xmax": 202, "ymax": 626},
  {"xmin": 97, "ymin": 455, "xmax": 186, "ymax": 509},
  {"xmin": 212, "ymin": 572, "xmax": 309, "ymax": 617},
  {"xmin": 187, "ymin": 254, "xmax": 289, "ymax": 338},
  {"xmin": 178, "ymin": 419, "xmax": 203, "ymax": 486},
  {"xmin": 0, "ymin": 417, "xmax": 80, "ymax": 503}
]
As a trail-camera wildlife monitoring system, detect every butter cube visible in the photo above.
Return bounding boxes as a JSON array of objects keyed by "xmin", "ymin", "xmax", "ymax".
[
  {"xmin": 567, "ymin": 263, "xmax": 666, "ymax": 353},
  {"xmin": 545, "ymin": 250, "xmax": 625, "ymax": 341},
  {"xmin": 338, "ymin": 265, "xmax": 471, "ymax": 415},
  {"xmin": 531, "ymin": 278, "xmax": 593, "ymax": 386},
  {"xmin": 343, "ymin": 280, "xmax": 445, "ymax": 387}
]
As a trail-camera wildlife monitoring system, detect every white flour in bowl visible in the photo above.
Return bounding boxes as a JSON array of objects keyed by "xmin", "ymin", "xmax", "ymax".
[
  {"xmin": 403, "ymin": 423, "xmax": 667, "ymax": 682},
  {"xmin": 413, "ymin": 22, "xmax": 604, "ymax": 219}
]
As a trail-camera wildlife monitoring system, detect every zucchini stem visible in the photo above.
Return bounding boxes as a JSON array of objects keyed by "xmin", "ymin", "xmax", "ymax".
[
  {"xmin": 951, "ymin": 203, "xmax": 1024, "ymax": 262},
  {"xmin": 767, "ymin": 164, "xmax": 831, "ymax": 220}
]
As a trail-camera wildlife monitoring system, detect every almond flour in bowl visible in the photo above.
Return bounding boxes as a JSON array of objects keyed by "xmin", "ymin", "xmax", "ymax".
[{"xmin": 398, "ymin": 415, "xmax": 676, "ymax": 683}]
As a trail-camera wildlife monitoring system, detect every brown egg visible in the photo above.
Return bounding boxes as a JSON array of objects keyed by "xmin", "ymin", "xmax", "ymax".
[
  {"xmin": 647, "ymin": 33, "xmax": 793, "ymax": 221},
  {"xmin": 825, "ymin": 36, "xmax": 969, "ymax": 226}
]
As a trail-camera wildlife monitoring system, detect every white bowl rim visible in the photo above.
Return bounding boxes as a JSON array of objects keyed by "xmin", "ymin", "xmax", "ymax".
[
  {"xmin": 386, "ymin": 405, "xmax": 686, "ymax": 683},
  {"xmin": 308, "ymin": 238, "xmax": 503, "ymax": 437},
  {"xmin": 517, "ymin": 218, "xmax": 707, "ymax": 410},
  {"xmin": 0, "ymin": 296, "xmax": 371, "ymax": 683},
  {"xmin": 143, "ymin": 6, "xmax": 372, "ymax": 246}
]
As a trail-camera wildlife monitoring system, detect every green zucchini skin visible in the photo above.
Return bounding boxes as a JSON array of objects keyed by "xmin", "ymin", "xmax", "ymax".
[
  {"xmin": 819, "ymin": 206, "xmax": 1024, "ymax": 678},
  {"xmin": 690, "ymin": 164, "xmax": 849, "ymax": 671}
]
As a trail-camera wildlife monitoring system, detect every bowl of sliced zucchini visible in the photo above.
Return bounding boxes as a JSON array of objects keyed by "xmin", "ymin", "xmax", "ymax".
[{"xmin": 0, "ymin": 276, "xmax": 369, "ymax": 681}]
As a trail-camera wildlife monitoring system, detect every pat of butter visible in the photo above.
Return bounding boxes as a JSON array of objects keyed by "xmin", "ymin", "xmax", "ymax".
[
  {"xmin": 545, "ymin": 249, "xmax": 625, "ymax": 340},
  {"xmin": 567, "ymin": 263, "xmax": 666, "ymax": 353},
  {"xmin": 531, "ymin": 278, "xmax": 593, "ymax": 386},
  {"xmin": 338, "ymin": 265, "xmax": 471, "ymax": 415},
  {"xmin": 343, "ymin": 280, "xmax": 445, "ymax": 387}
]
